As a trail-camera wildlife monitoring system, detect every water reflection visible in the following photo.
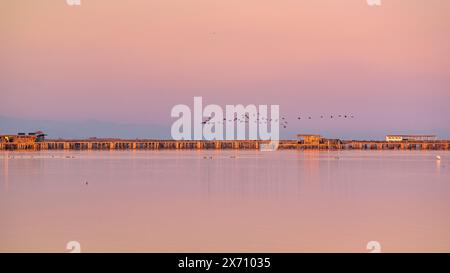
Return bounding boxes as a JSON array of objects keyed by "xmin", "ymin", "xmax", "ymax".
[
  {"xmin": 0, "ymin": 150, "xmax": 449, "ymax": 252},
  {"xmin": 2, "ymin": 152, "xmax": 9, "ymax": 191}
]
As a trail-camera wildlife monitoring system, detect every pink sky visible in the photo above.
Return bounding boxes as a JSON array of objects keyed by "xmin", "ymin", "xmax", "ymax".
[{"xmin": 1, "ymin": 0, "xmax": 449, "ymax": 138}]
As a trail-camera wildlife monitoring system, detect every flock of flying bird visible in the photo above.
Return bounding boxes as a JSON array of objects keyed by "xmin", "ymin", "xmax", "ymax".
[{"xmin": 201, "ymin": 113, "xmax": 355, "ymax": 129}]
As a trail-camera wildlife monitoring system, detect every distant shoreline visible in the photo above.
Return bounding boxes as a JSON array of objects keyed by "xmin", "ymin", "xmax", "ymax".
[{"xmin": 1, "ymin": 139, "xmax": 449, "ymax": 151}]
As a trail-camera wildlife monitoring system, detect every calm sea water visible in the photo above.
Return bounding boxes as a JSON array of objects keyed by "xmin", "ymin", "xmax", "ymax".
[{"xmin": 1, "ymin": 150, "xmax": 449, "ymax": 252}]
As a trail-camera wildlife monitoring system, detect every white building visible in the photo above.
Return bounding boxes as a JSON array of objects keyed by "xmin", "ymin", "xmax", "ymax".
[{"xmin": 385, "ymin": 135, "xmax": 437, "ymax": 142}]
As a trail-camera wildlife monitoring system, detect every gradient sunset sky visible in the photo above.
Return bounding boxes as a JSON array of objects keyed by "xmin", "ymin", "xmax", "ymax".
[{"xmin": 1, "ymin": 0, "xmax": 449, "ymax": 139}]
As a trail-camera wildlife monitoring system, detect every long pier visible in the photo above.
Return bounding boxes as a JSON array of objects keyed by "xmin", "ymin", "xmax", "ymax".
[{"xmin": 1, "ymin": 139, "xmax": 449, "ymax": 151}]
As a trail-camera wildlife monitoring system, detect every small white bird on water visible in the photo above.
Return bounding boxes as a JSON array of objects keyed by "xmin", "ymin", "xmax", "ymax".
[{"xmin": 436, "ymin": 155, "xmax": 441, "ymax": 160}]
